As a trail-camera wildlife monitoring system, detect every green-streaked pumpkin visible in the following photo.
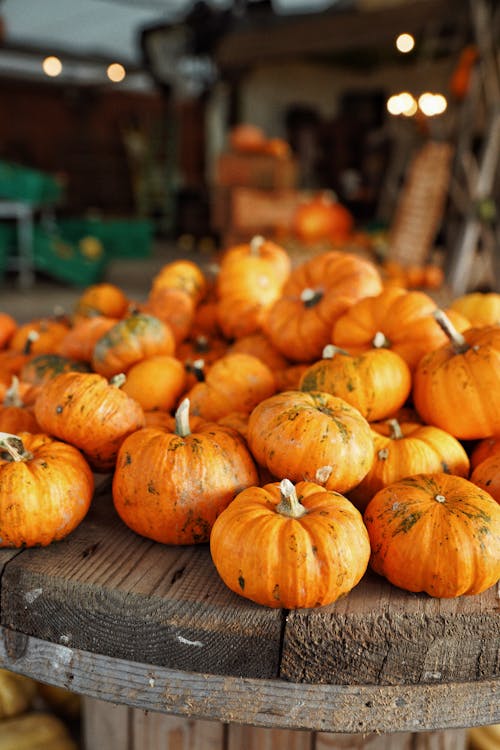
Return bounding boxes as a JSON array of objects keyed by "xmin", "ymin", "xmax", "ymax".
[
  {"xmin": 364, "ymin": 473, "xmax": 500, "ymax": 597},
  {"xmin": 210, "ymin": 478, "xmax": 370, "ymax": 608},
  {"xmin": 247, "ymin": 390, "xmax": 374, "ymax": 493}
]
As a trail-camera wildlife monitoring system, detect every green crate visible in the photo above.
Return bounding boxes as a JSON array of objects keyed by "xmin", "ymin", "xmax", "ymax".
[
  {"xmin": 0, "ymin": 223, "xmax": 16, "ymax": 279},
  {"xmin": 0, "ymin": 161, "xmax": 63, "ymax": 204},
  {"xmin": 59, "ymin": 217, "xmax": 153, "ymax": 258},
  {"xmin": 33, "ymin": 227, "xmax": 107, "ymax": 287}
]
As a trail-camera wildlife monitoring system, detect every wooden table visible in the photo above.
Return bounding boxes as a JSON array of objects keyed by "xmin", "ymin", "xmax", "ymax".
[{"xmin": 0, "ymin": 479, "xmax": 498, "ymax": 749}]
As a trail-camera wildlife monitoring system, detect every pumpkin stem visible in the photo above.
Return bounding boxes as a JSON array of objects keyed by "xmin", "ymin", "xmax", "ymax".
[
  {"xmin": 194, "ymin": 335, "xmax": 210, "ymax": 354},
  {"xmin": 301, "ymin": 288, "xmax": 323, "ymax": 308},
  {"xmin": 322, "ymin": 344, "xmax": 349, "ymax": 359},
  {"xmin": 191, "ymin": 358, "xmax": 205, "ymax": 382},
  {"xmin": 175, "ymin": 398, "xmax": 191, "ymax": 437},
  {"xmin": 0, "ymin": 432, "xmax": 30, "ymax": 462},
  {"xmin": 372, "ymin": 331, "xmax": 391, "ymax": 349},
  {"xmin": 109, "ymin": 373, "xmax": 126, "ymax": 389},
  {"xmin": 23, "ymin": 330, "xmax": 39, "ymax": 355},
  {"xmin": 250, "ymin": 235, "xmax": 265, "ymax": 256},
  {"xmin": 3, "ymin": 376, "xmax": 24, "ymax": 408},
  {"xmin": 434, "ymin": 494, "xmax": 446, "ymax": 503},
  {"xmin": 433, "ymin": 310, "xmax": 469, "ymax": 354},
  {"xmin": 276, "ymin": 479, "xmax": 307, "ymax": 519},
  {"xmin": 386, "ymin": 418, "xmax": 404, "ymax": 440}
]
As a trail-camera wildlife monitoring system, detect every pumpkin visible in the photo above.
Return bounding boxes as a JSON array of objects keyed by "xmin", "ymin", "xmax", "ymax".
[
  {"xmin": 349, "ymin": 418, "xmax": 470, "ymax": 510},
  {"xmin": 292, "ymin": 192, "xmax": 354, "ymax": 244},
  {"xmin": 20, "ymin": 353, "xmax": 89, "ymax": 386},
  {"xmin": 300, "ymin": 344, "xmax": 411, "ymax": 422},
  {"xmin": 0, "ymin": 712, "xmax": 78, "ymax": 750},
  {"xmin": 150, "ymin": 259, "xmax": 207, "ymax": 305},
  {"xmin": 120, "ymin": 355, "xmax": 186, "ymax": 412},
  {"xmin": 143, "ymin": 286, "xmax": 195, "ymax": 344},
  {"xmin": 0, "ymin": 377, "xmax": 40, "ymax": 434},
  {"xmin": 186, "ymin": 352, "xmax": 276, "ymax": 421},
  {"xmin": 0, "ymin": 431, "xmax": 94, "ymax": 547},
  {"xmin": 58, "ymin": 315, "xmax": 118, "ymax": 362},
  {"xmin": 74, "ymin": 282, "xmax": 129, "ymax": 320},
  {"xmin": 470, "ymin": 454, "xmax": 500, "ymax": 504},
  {"xmin": 364, "ymin": 473, "xmax": 500, "ymax": 597},
  {"xmin": 470, "ymin": 437, "xmax": 500, "ymax": 470},
  {"xmin": 247, "ymin": 390, "xmax": 374, "ymax": 493},
  {"xmin": 92, "ymin": 312, "xmax": 175, "ymax": 378},
  {"xmin": 274, "ymin": 363, "xmax": 309, "ymax": 392},
  {"xmin": 0, "ymin": 313, "xmax": 16, "ymax": 349},
  {"xmin": 210, "ymin": 478, "xmax": 370, "ymax": 608},
  {"xmin": 216, "ymin": 236, "xmax": 291, "ymax": 339},
  {"xmin": 0, "ymin": 669, "xmax": 37, "ymax": 719},
  {"xmin": 8, "ymin": 319, "xmax": 69, "ymax": 356},
  {"xmin": 264, "ymin": 250, "xmax": 383, "ymax": 362},
  {"xmin": 34, "ymin": 371, "xmax": 145, "ymax": 471},
  {"xmin": 413, "ymin": 312, "xmax": 500, "ymax": 439},
  {"xmin": 332, "ymin": 286, "xmax": 471, "ymax": 371},
  {"xmin": 449, "ymin": 291, "xmax": 500, "ymax": 327},
  {"xmin": 113, "ymin": 398, "xmax": 259, "ymax": 544},
  {"xmin": 229, "ymin": 332, "xmax": 289, "ymax": 372},
  {"xmin": 229, "ymin": 123, "xmax": 267, "ymax": 153}
]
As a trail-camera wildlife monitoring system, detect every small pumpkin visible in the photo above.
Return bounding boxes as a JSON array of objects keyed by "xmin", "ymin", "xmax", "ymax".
[
  {"xmin": 0, "ymin": 711, "xmax": 78, "ymax": 750},
  {"xmin": 349, "ymin": 418, "xmax": 470, "ymax": 511},
  {"xmin": 300, "ymin": 344, "xmax": 411, "ymax": 422},
  {"xmin": 58, "ymin": 315, "xmax": 118, "ymax": 362},
  {"xmin": 247, "ymin": 390, "xmax": 374, "ymax": 494},
  {"xmin": 210, "ymin": 478, "xmax": 370, "ymax": 608},
  {"xmin": 150, "ymin": 259, "xmax": 207, "ymax": 305},
  {"xmin": 120, "ymin": 355, "xmax": 186, "ymax": 413},
  {"xmin": 0, "ymin": 431, "xmax": 94, "ymax": 547},
  {"xmin": 143, "ymin": 286, "xmax": 195, "ymax": 344},
  {"xmin": 0, "ymin": 313, "xmax": 16, "ymax": 350},
  {"xmin": 20, "ymin": 353, "xmax": 89, "ymax": 386},
  {"xmin": 449, "ymin": 291, "xmax": 500, "ymax": 327},
  {"xmin": 0, "ymin": 377, "xmax": 40, "ymax": 434},
  {"xmin": 364, "ymin": 473, "xmax": 500, "ymax": 597},
  {"xmin": 8, "ymin": 319, "xmax": 70, "ymax": 356},
  {"xmin": 34, "ymin": 371, "xmax": 145, "ymax": 471},
  {"xmin": 113, "ymin": 398, "xmax": 259, "ymax": 545},
  {"xmin": 470, "ymin": 437, "xmax": 500, "ymax": 470},
  {"xmin": 470, "ymin": 454, "xmax": 500, "ymax": 504},
  {"xmin": 292, "ymin": 192, "xmax": 354, "ymax": 244},
  {"xmin": 74, "ymin": 281, "xmax": 129, "ymax": 320}
]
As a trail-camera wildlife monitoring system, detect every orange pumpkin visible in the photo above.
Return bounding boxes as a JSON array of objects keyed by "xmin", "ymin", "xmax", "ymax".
[
  {"xmin": 58, "ymin": 315, "xmax": 118, "ymax": 363},
  {"xmin": 143, "ymin": 286, "xmax": 195, "ymax": 345},
  {"xmin": 292, "ymin": 192, "xmax": 354, "ymax": 244},
  {"xmin": 229, "ymin": 123, "xmax": 267, "ymax": 153},
  {"xmin": 413, "ymin": 313, "xmax": 500, "ymax": 439},
  {"xmin": 0, "ymin": 377, "xmax": 40, "ymax": 434},
  {"xmin": 92, "ymin": 312, "xmax": 175, "ymax": 378},
  {"xmin": 0, "ymin": 313, "xmax": 16, "ymax": 349},
  {"xmin": 74, "ymin": 282, "xmax": 129, "ymax": 320},
  {"xmin": 449, "ymin": 292, "xmax": 500, "ymax": 327},
  {"xmin": 34, "ymin": 371, "xmax": 145, "ymax": 471},
  {"xmin": 470, "ymin": 437, "xmax": 500, "ymax": 470},
  {"xmin": 364, "ymin": 473, "xmax": 500, "ymax": 597},
  {"xmin": 120, "ymin": 355, "xmax": 186, "ymax": 413},
  {"xmin": 113, "ymin": 398, "xmax": 259, "ymax": 545},
  {"xmin": 20, "ymin": 354, "xmax": 89, "ymax": 386},
  {"xmin": 211, "ymin": 478, "xmax": 370, "ymax": 608},
  {"xmin": 300, "ymin": 345, "xmax": 411, "ymax": 422},
  {"xmin": 349, "ymin": 418, "xmax": 470, "ymax": 510},
  {"xmin": 247, "ymin": 390, "xmax": 374, "ymax": 494},
  {"xmin": 470, "ymin": 455, "xmax": 500, "ymax": 504},
  {"xmin": 150, "ymin": 259, "xmax": 207, "ymax": 306},
  {"xmin": 229, "ymin": 333, "xmax": 289, "ymax": 372},
  {"xmin": 9, "ymin": 319, "xmax": 70, "ymax": 356},
  {"xmin": 0, "ymin": 431, "xmax": 94, "ymax": 547}
]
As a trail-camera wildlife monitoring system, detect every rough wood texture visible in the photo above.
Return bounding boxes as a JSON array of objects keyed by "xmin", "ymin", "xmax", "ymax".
[
  {"xmin": 227, "ymin": 723, "xmax": 312, "ymax": 750},
  {"xmin": 1, "ymin": 485, "xmax": 499, "ymax": 686},
  {"xmin": 0, "ymin": 487, "xmax": 282, "ymax": 679},
  {"xmin": 2, "ymin": 629, "xmax": 498, "ymax": 733},
  {"xmin": 315, "ymin": 729, "xmax": 466, "ymax": 749},
  {"xmin": 281, "ymin": 570, "xmax": 500, "ymax": 685}
]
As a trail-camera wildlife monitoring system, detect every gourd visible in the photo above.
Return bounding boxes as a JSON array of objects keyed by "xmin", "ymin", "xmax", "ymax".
[
  {"xmin": 210, "ymin": 478, "xmax": 370, "ymax": 608},
  {"xmin": 364, "ymin": 473, "xmax": 500, "ymax": 597}
]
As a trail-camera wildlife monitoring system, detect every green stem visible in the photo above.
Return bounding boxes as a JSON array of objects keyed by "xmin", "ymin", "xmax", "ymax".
[{"xmin": 301, "ymin": 288, "xmax": 323, "ymax": 308}]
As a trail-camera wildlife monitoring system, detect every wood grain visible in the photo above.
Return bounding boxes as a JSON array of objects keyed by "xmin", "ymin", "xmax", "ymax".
[
  {"xmin": 1, "ymin": 628, "xmax": 498, "ymax": 733},
  {"xmin": 281, "ymin": 569, "xmax": 500, "ymax": 685},
  {"xmin": 0, "ymin": 488, "xmax": 282, "ymax": 679}
]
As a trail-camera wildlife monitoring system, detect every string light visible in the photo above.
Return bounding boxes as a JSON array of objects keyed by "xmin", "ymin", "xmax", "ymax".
[
  {"xmin": 396, "ymin": 33, "xmax": 415, "ymax": 53},
  {"xmin": 107, "ymin": 63, "xmax": 126, "ymax": 82},
  {"xmin": 42, "ymin": 56, "xmax": 62, "ymax": 77}
]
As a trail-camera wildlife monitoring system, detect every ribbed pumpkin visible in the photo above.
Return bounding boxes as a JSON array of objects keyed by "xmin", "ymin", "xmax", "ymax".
[
  {"xmin": 300, "ymin": 344, "xmax": 411, "ymax": 421},
  {"xmin": 150, "ymin": 259, "xmax": 207, "ymax": 305},
  {"xmin": 470, "ymin": 454, "xmax": 500, "ymax": 504},
  {"xmin": 143, "ymin": 286, "xmax": 195, "ymax": 344},
  {"xmin": 264, "ymin": 250, "xmax": 382, "ymax": 362},
  {"xmin": 0, "ymin": 377, "xmax": 40, "ymax": 434},
  {"xmin": 210, "ymin": 478, "xmax": 370, "ymax": 608},
  {"xmin": 8, "ymin": 318, "xmax": 70, "ymax": 356},
  {"xmin": 20, "ymin": 353, "xmax": 89, "ymax": 386},
  {"xmin": 186, "ymin": 352, "xmax": 276, "ymax": 421},
  {"xmin": 34, "ymin": 371, "xmax": 145, "ymax": 471},
  {"xmin": 0, "ymin": 431, "xmax": 94, "ymax": 547},
  {"xmin": 470, "ymin": 437, "xmax": 500, "ymax": 470},
  {"xmin": 449, "ymin": 291, "xmax": 500, "ymax": 326},
  {"xmin": 216, "ymin": 236, "xmax": 291, "ymax": 339},
  {"xmin": 113, "ymin": 398, "xmax": 259, "ymax": 544},
  {"xmin": 74, "ymin": 282, "xmax": 129, "ymax": 320},
  {"xmin": 332, "ymin": 286, "xmax": 470, "ymax": 371},
  {"xmin": 364, "ymin": 473, "xmax": 500, "ymax": 597},
  {"xmin": 247, "ymin": 390, "xmax": 374, "ymax": 493},
  {"xmin": 92, "ymin": 312, "xmax": 175, "ymax": 378},
  {"xmin": 413, "ymin": 312, "xmax": 500, "ymax": 439},
  {"xmin": 58, "ymin": 315, "xmax": 118, "ymax": 362},
  {"xmin": 292, "ymin": 192, "xmax": 354, "ymax": 244},
  {"xmin": 349, "ymin": 419, "xmax": 470, "ymax": 511}
]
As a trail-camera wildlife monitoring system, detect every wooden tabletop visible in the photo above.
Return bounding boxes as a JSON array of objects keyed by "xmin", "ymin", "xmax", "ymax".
[{"xmin": 0, "ymin": 478, "xmax": 499, "ymax": 733}]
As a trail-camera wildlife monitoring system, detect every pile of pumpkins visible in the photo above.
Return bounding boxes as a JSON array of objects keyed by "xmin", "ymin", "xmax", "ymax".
[
  {"xmin": 0, "ymin": 669, "xmax": 79, "ymax": 749},
  {"xmin": 0, "ymin": 236, "xmax": 500, "ymax": 610}
]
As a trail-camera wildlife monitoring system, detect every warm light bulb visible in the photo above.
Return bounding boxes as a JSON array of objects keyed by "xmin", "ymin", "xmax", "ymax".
[
  {"xmin": 107, "ymin": 63, "xmax": 126, "ymax": 82},
  {"xmin": 387, "ymin": 94, "xmax": 403, "ymax": 115},
  {"xmin": 418, "ymin": 92, "xmax": 448, "ymax": 116},
  {"xmin": 396, "ymin": 33, "xmax": 415, "ymax": 53},
  {"xmin": 42, "ymin": 56, "xmax": 62, "ymax": 77}
]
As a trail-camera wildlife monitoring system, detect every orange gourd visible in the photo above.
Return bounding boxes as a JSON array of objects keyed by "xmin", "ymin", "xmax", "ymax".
[{"xmin": 470, "ymin": 455, "xmax": 500, "ymax": 504}]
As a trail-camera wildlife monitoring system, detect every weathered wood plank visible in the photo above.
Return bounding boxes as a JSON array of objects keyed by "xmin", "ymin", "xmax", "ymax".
[
  {"xmin": 227, "ymin": 723, "xmax": 311, "ymax": 750},
  {"xmin": 280, "ymin": 569, "xmax": 500, "ymax": 685},
  {"xmin": 82, "ymin": 698, "xmax": 130, "ymax": 750},
  {"xmin": 0, "ymin": 487, "xmax": 282, "ymax": 679},
  {"xmin": 315, "ymin": 729, "xmax": 467, "ymax": 749},
  {"xmin": 1, "ymin": 628, "xmax": 498, "ymax": 734}
]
